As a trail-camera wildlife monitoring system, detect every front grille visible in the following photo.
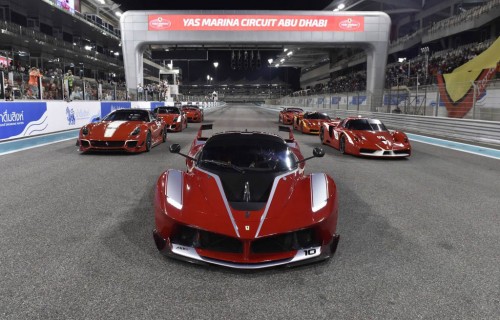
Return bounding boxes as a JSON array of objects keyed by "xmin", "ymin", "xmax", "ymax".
[
  {"xmin": 171, "ymin": 225, "xmax": 243, "ymax": 253},
  {"xmin": 90, "ymin": 140, "xmax": 124, "ymax": 148},
  {"xmin": 171, "ymin": 225, "xmax": 319, "ymax": 255},
  {"xmin": 198, "ymin": 230, "xmax": 243, "ymax": 253},
  {"xmin": 251, "ymin": 228, "xmax": 320, "ymax": 254},
  {"xmin": 359, "ymin": 148, "xmax": 376, "ymax": 154},
  {"xmin": 394, "ymin": 149, "xmax": 409, "ymax": 154},
  {"xmin": 126, "ymin": 141, "xmax": 138, "ymax": 148}
]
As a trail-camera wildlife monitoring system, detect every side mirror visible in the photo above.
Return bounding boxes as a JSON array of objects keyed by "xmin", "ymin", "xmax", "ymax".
[
  {"xmin": 313, "ymin": 147, "xmax": 325, "ymax": 158},
  {"xmin": 169, "ymin": 144, "xmax": 181, "ymax": 153}
]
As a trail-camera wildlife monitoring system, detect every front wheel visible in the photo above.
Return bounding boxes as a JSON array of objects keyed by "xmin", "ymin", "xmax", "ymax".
[
  {"xmin": 145, "ymin": 132, "xmax": 152, "ymax": 152},
  {"xmin": 339, "ymin": 136, "xmax": 346, "ymax": 154}
]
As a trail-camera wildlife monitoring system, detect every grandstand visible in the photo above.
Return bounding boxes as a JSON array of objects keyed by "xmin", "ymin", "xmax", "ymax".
[
  {"xmin": 280, "ymin": 0, "xmax": 500, "ymax": 120},
  {"xmin": 0, "ymin": 0, "xmax": 169, "ymax": 100}
]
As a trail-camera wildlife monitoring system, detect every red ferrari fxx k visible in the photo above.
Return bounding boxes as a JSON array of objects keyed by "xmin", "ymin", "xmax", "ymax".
[
  {"xmin": 279, "ymin": 107, "xmax": 304, "ymax": 125},
  {"xmin": 320, "ymin": 117, "xmax": 411, "ymax": 157},
  {"xmin": 153, "ymin": 125, "xmax": 339, "ymax": 269},
  {"xmin": 182, "ymin": 105, "xmax": 204, "ymax": 123},
  {"xmin": 293, "ymin": 111, "xmax": 331, "ymax": 134},
  {"xmin": 78, "ymin": 109, "xmax": 167, "ymax": 153},
  {"xmin": 153, "ymin": 106, "xmax": 188, "ymax": 132}
]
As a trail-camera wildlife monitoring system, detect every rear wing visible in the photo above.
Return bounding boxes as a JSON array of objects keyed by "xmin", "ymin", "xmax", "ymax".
[{"xmin": 196, "ymin": 124, "xmax": 213, "ymax": 142}]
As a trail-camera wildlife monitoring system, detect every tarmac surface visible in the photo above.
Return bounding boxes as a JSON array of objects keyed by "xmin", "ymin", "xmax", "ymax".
[{"xmin": 1, "ymin": 103, "xmax": 499, "ymax": 319}]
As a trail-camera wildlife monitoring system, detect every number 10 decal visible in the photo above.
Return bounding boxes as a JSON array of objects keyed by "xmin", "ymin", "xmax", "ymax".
[{"xmin": 304, "ymin": 249, "xmax": 317, "ymax": 256}]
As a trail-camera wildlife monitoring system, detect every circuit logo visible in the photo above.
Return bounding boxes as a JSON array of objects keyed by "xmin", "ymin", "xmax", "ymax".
[
  {"xmin": 339, "ymin": 18, "xmax": 361, "ymax": 30},
  {"xmin": 149, "ymin": 17, "xmax": 172, "ymax": 30},
  {"xmin": 66, "ymin": 107, "xmax": 75, "ymax": 125}
]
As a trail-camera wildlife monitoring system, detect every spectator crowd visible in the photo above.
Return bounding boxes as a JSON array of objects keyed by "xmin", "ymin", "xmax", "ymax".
[{"xmin": 300, "ymin": 39, "xmax": 497, "ymax": 96}]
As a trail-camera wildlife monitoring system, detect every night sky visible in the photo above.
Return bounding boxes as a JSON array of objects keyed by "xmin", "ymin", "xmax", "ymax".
[{"xmin": 114, "ymin": 0, "xmax": 333, "ymax": 11}]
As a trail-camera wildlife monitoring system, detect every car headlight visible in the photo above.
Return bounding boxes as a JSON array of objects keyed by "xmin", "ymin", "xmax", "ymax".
[
  {"xmin": 130, "ymin": 127, "xmax": 141, "ymax": 136},
  {"xmin": 174, "ymin": 116, "xmax": 181, "ymax": 123},
  {"xmin": 81, "ymin": 126, "xmax": 89, "ymax": 135}
]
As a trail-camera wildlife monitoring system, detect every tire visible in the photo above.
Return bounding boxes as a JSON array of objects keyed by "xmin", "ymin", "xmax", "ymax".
[
  {"xmin": 145, "ymin": 132, "xmax": 152, "ymax": 152},
  {"xmin": 162, "ymin": 127, "xmax": 167, "ymax": 142},
  {"xmin": 319, "ymin": 128, "xmax": 324, "ymax": 144},
  {"xmin": 339, "ymin": 136, "xmax": 346, "ymax": 154}
]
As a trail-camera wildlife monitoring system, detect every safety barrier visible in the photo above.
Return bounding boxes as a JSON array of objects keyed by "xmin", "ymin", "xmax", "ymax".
[{"xmin": 0, "ymin": 100, "xmax": 221, "ymax": 141}]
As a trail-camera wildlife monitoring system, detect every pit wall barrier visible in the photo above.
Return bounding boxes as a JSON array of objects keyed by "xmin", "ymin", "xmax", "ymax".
[{"xmin": 0, "ymin": 100, "xmax": 221, "ymax": 141}]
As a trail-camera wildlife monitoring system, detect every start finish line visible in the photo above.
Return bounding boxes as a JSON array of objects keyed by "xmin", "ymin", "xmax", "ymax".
[
  {"xmin": 121, "ymin": 10, "xmax": 391, "ymax": 110},
  {"xmin": 148, "ymin": 14, "xmax": 365, "ymax": 31}
]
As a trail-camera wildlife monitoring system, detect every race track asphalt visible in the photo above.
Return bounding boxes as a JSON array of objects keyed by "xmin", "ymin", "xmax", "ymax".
[{"xmin": 1, "ymin": 103, "xmax": 499, "ymax": 320}]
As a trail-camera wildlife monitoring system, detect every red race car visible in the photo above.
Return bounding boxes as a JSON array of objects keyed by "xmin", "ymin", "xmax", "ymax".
[
  {"xmin": 153, "ymin": 125, "xmax": 339, "ymax": 269},
  {"xmin": 279, "ymin": 107, "xmax": 303, "ymax": 125},
  {"xmin": 181, "ymin": 104, "xmax": 204, "ymax": 123},
  {"xmin": 153, "ymin": 106, "xmax": 188, "ymax": 132},
  {"xmin": 293, "ymin": 111, "xmax": 331, "ymax": 134},
  {"xmin": 320, "ymin": 117, "xmax": 411, "ymax": 157},
  {"xmin": 78, "ymin": 109, "xmax": 167, "ymax": 153}
]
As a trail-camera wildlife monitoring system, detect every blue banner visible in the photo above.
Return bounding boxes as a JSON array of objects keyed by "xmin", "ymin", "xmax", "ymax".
[
  {"xmin": 0, "ymin": 102, "xmax": 47, "ymax": 140},
  {"xmin": 331, "ymin": 97, "xmax": 341, "ymax": 104},
  {"xmin": 100, "ymin": 102, "xmax": 132, "ymax": 118},
  {"xmin": 351, "ymin": 95, "xmax": 367, "ymax": 105},
  {"xmin": 383, "ymin": 93, "xmax": 408, "ymax": 106}
]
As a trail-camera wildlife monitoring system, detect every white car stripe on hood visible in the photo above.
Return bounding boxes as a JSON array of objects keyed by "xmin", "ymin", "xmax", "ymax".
[
  {"xmin": 195, "ymin": 167, "xmax": 241, "ymax": 238},
  {"xmin": 254, "ymin": 169, "xmax": 298, "ymax": 238},
  {"xmin": 165, "ymin": 170, "xmax": 183, "ymax": 210},
  {"xmin": 104, "ymin": 121, "xmax": 127, "ymax": 138},
  {"xmin": 310, "ymin": 173, "xmax": 328, "ymax": 212}
]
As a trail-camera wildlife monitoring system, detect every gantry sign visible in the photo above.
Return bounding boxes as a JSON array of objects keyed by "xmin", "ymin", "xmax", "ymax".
[{"xmin": 120, "ymin": 11, "xmax": 391, "ymax": 109}]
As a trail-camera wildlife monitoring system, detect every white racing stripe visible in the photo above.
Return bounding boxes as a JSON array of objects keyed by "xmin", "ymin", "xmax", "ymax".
[{"xmin": 104, "ymin": 121, "xmax": 127, "ymax": 138}]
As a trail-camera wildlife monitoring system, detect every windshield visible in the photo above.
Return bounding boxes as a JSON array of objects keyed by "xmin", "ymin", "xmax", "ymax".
[
  {"xmin": 155, "ymin": 107, "xmax": 180, "ymax": 114},
  {"xmin": 103, "ymin": 110, "xmax": 150, "ymax": 122},
  {"xmin": 199, "ymin": 133, "xmax": 297, "ymax": 173},
  {"xmin": 304, "ymin": 113, "xmax": 330, "ymax": 120},
  {"xmin": 286, "ymin": 108, "xmax": 303, "ymax": 113},
  {"xmin": 347, "ymin": 119, "xmax": 388, "ymax": 131}
]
